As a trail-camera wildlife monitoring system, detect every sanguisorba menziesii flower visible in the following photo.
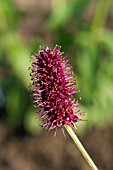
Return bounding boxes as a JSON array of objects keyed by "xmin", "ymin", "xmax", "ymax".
[{"xmin": 30, "ymin": 45, "xmax": 83, "ymax": 136}]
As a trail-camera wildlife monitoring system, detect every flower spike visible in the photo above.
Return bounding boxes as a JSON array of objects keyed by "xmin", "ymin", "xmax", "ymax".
[{"xmin": 30, "ymin": 45, "xmax": 82, "ymax": 135}]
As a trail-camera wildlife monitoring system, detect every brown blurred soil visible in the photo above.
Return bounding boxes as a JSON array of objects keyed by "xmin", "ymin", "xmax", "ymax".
[{"xmin": 0, "ymin": 125, "xmax": 113, "ymax": 170}]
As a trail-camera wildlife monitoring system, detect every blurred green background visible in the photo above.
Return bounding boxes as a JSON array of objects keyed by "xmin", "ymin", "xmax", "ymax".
[{"xmin": 0, "ymin": 0, "xmax": 113, "ymax": 169}]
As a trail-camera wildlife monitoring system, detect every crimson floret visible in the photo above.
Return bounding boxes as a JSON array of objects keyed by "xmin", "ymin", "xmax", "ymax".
[{"xmin": 30, "ymin": 45, "xmax": 83, "ymax": 136}]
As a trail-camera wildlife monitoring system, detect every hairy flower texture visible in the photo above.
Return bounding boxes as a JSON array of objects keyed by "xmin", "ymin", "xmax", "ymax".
[{"xmin": 30, "ymin": 45, "xmax": 83, "ymax": 136}]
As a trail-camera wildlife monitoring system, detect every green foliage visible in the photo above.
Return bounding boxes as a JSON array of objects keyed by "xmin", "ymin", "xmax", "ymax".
[{"xmin": 48, "ymin": 0, "xmax": 90, "ymax": 29}]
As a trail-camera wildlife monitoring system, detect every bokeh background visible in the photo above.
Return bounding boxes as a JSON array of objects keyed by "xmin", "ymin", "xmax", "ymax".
[{"xmin": 0, "ymin": 0, "xmax": 113, "ymax": 170}]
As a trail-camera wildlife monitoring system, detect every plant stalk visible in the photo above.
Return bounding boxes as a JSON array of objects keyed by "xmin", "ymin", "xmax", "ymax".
[
  {"xmin": 65, "ymin": 125, "xmax": 99, "ymax": 170},
  {"xmin": 91, "ymin": 0, "xmax": 111, "ymax": 31}
]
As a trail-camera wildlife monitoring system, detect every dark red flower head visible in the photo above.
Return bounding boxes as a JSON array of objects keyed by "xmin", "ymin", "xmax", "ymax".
[{"xmin": 30, "ymin": 45, "xmax": 83, "ymax": 136}]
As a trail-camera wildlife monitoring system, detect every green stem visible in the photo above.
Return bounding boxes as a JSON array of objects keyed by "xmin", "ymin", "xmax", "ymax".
[
  {"xmin": 65, "ymin": 125, "xmax": 99, "ymax": 170},
  {"xmin": 91, "ymin": 0, "xmax": 111, "ymax": 31}
]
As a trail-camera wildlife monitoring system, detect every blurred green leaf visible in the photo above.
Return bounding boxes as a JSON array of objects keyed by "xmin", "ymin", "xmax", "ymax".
[
  {"xmin": 47, "ymin": 0, "xmax": 90, "ymax": 29},
  {"xmin": 1, "ymin": 32, "xmax": 31, "ymax": 87},
  {"xmin": 24, "ymin": 109, "xmax": 42, "ymax": 135}
]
